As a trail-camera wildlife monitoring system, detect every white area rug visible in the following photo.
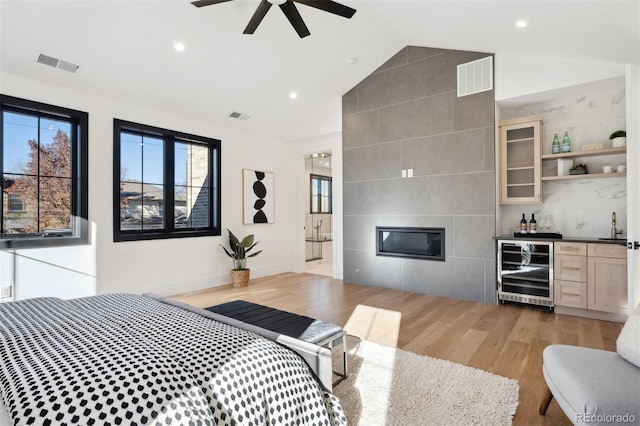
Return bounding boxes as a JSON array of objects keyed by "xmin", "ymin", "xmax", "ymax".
[{"xmin": 333, "ymin": 336, "xmax": 519, "ymax": 426}]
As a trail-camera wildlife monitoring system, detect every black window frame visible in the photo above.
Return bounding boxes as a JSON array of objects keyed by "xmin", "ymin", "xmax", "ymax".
[
  {"xmin": 310, "ymin": 173, "xmax": 332, "ymax": 214},
  {"xmin": 113, "ymin": 119, "xmax": 221, "ymax": 242},
  {"xmin": 0, "ymin": 94, "xmax": 89, "ymax": 249}
]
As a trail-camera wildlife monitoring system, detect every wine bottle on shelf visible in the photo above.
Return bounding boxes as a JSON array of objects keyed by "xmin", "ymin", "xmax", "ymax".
[
  {"xmin": 552, "ymin": 133, "xmax": 561, "ymax": 154},
  {"xmin": 529, "ymin": 213, "xmax": 537, "ymax": 234},
  {"xmin": 562, "ymin": 131, "xmax": 571, "ymax": 153},
  {"xmin": 520, "ymin": 213, "xmax": 528, "ymax": 234}
]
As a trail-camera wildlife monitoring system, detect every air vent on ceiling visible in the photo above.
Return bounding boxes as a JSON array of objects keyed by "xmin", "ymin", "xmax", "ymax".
[
  {"xmin": 229, "ymin": 111, "xmax": 250, "ymax": 121},
  {"xmin": 36, "ymin": 53, "xmax": 80, "ymax": 73},
  {"xmin": 457, "ymin": 56, "xmax": 493, "ymax": 97}
]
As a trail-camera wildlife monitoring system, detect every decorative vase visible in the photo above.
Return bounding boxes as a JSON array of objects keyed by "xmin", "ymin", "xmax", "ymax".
[
  {"xmin": 231, "ymin": 269, "xmax": 250, "ymax": 287},
  {"xmin": 612, "ymin": 137, "xmax": 626, "ymax": 148}
]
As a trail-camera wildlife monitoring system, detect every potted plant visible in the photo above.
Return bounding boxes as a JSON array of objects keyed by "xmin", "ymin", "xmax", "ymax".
[
  {"xmin": 220, "ymin": 229, "xmax": 262, "ymax": 287},
  {"xmin": 609, "ymin": 130, "xmax": 626, "ymax": 148}
]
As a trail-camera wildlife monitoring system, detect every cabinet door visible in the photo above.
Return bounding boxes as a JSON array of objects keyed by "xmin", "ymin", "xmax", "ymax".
[
  {"xmin": 499, "ymin": 117, "xmax": 542, "ymax": 204},
  {"xmin": 587, "ymin": 256, "xmax": 628, "ymax": 314},
  {"xmin": 555, "ymin": 254, "xmax": 587, "ymax": 282}
]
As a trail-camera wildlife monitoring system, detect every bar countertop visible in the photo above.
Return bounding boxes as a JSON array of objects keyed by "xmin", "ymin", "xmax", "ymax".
[{"xmin": 494, "ymin": 234, "xmax": 627, "ymax": 246}]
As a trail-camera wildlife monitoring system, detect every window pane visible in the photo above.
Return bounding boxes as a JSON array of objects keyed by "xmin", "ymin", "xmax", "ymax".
[
  {"xmin": 175, "ymin": 142, "xmax": 188, "ymax": 186},
  {"xmin": 174, "ymin": 185, "xmax": 188, "ymax": 228},
  {"xmin": 188, "ymin": 186, "xmax": 210, "ymax": 228},
  {"xmin": 120, "ymin": 182, "xmax": 142, "ymax": 231},
  {"xmin": 39, "ymin": 126, "xmax": 72, "ymax": 178},
  {"xmin": 189, "ymin": 144, "xmax": 209, "ymax": 187},
  {"xmin": 40, "ymin": 177, "xmax": 72, "ymax": 231},
  {"xmin": 3, "ymin": 111, "xmax": 37, "ymax": 175},
  {"xmin": 3, "ymin": 174, "xmax": 37, "ymax": 234},
  {"xmin": 142, "ymin": 136, "xmax": 164, "ymax": 185},
  {"xmin": 142, "ymin": 184, "xmax": 164, "ymax": 229},
  {"xmin": 120, "ymin": 132, "xmax": 142, "ymax": 182}
]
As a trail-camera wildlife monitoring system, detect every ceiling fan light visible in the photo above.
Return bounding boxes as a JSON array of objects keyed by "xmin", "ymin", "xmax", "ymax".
[{"xmin": 268, "ymin": 0, "xmax": 287, "ymax": 5}]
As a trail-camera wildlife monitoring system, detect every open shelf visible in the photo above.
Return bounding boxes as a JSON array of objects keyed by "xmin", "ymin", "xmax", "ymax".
[
  {"xmin": 541, "ymin": 147, "xmax": 626, "ymax": 160},
  {"xmin": 542, "ymin": 172, "xmax": 626, "ymax": 181}
]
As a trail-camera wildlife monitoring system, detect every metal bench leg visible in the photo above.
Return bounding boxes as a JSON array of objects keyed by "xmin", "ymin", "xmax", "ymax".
[{"xmin": 342, "ymin": 334, "xmax": 348, "ymax": 377}]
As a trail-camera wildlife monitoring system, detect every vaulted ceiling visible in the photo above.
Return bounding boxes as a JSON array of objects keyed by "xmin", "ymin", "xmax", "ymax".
[{"xmin": 1, "ymin": 1, "xmax": 638, "ymax": 142}]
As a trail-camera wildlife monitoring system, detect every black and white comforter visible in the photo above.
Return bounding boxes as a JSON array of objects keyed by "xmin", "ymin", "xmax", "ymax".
[{"xmin": 0, "ymin": 294, "xmax": 347, "ymax": 425}]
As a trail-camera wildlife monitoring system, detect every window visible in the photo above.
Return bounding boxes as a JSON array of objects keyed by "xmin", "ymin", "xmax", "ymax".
[
  {"xmin": 0, "ymin": 95, "xmax": 88, "ymax": 249},
  {"xmin": 310, "ymin": 174, "xmax": 332, "ymax": 214},
  {"xmin": 7, "ymin": 194, "xmax": 24, "ymax": 212},
  {"xmin": 113, "ymin": 119, "xmax": 220, "ymax": 241}
]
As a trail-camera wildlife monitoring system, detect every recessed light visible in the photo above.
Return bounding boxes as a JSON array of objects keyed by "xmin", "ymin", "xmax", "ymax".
[
  {"xmin": 346, "ymin": 57, "xmax": 357, "ymax": 65},
  {"xmin": 289, "ymin": 92, "xmax": 298, "ymax": 100},
  {"xmin": 515, "ymin": 20, "xmax": 527, "ymax": 28},
  {"xmin": 174, "ymin": 42, "xmax": 185, "ymax": 52}
]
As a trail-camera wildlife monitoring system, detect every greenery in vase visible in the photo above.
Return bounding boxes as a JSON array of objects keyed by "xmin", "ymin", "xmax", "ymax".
[
  {"xmin": 609, "ymin": 130, "xmax": 626, "ymax": 139},
  {"xmin": 220, "ymin": 229, "xmax": 262, "ymax": 270}
]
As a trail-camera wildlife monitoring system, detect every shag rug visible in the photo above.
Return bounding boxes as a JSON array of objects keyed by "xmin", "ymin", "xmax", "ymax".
[{"xmin": 332, "ymin": 336, "xmax": 519, "ymax": 426}]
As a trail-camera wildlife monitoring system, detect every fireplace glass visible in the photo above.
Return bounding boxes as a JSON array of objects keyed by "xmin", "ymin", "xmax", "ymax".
[{"xmin": 376, "ymin": 227, "xmax": 445, "ymax": 261}]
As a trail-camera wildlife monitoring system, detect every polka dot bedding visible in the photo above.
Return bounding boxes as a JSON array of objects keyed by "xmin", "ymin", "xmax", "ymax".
[{"xmin": 0, "ymin": 294, "xmax": 347, "ymax": 425}]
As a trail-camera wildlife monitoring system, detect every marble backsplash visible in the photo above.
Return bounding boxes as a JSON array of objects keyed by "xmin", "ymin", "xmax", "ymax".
[
  {"xmin": 499, "ymin": 177, "xmax": 627, "ymax": 238},
  {"xmin": 498, "ymin": 78, "xmax": 627, "ymax": 240}
]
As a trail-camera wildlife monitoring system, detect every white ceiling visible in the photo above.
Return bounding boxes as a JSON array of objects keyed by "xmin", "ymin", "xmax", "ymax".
[{"xmin": 1, "ymin": 0, "xmax": 639, "ymax": 142}]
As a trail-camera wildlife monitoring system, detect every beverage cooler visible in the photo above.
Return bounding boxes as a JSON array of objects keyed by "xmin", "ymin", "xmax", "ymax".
[{"xmin": 497, "ymin": 240, "xmax": 554, "ymax": 309}]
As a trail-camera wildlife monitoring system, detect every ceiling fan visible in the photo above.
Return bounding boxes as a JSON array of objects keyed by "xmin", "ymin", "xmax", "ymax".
[{"xmin": 191, "ymin": 0, "xmax": 356, "ymax": 38}]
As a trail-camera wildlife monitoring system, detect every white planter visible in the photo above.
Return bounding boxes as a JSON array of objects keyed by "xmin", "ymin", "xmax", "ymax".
[{"xmin": 612, "ymin": 137, "xmax": 626, "ymax": 148}]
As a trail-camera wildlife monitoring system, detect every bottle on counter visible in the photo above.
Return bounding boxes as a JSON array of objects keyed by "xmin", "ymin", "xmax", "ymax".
[
  {"xmin": 552, "ymin": 133, "xmax": 561, "ymax": 154},
  {"xmin": 520, "ymin": 213, "xmax": 528, "ymax": 233},
  {"xmin": 562, "ymin": 131, "xmax": 571, "ymax": 153},
  {"xmin": 529, "ymin": 213, "xmax": 537, "ymax": 234}
]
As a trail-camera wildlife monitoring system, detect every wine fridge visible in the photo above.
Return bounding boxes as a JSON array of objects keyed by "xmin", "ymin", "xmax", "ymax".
[{"xmin": 497, "ymin": 240, "xmax": 554, "ymax": 309}]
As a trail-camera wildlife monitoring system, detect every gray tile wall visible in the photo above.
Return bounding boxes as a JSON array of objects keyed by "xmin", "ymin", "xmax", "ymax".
[{"xmin": 342, "ymin": 45, "xmax": 496, "ymax": 304}]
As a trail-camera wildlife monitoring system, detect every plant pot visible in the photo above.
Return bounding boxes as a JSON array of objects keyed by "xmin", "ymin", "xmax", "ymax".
[
  {"xmin": 612, "ymin": 137, "xmax": 626, "ymax": 148},
  {"xmin": 230, "ymin": 269, "xmax": 250, "ymax": 287}
]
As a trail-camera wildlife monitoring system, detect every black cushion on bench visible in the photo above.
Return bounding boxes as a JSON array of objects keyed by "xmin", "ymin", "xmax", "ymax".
[{"xmin": 205, "ymin": 300, "xmax": 342, "ymax": 345}]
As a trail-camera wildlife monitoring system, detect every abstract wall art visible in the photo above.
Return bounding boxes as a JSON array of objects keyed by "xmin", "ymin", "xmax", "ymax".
[{"xmin": 243, "ymin": 169, "xmax": 274, "ymax": 224}]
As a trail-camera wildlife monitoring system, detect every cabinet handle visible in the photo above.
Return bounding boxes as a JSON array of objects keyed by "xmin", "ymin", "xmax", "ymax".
[
  {"xmin": 562, "ymin": 247, "xmax": 579, "ymax": 251},
  {"xmin": 564, "ymin": 267, "xmax": 580, "ymax": 270},
  {"xmin": 563, "ymin": 292, "xmax": 580, "ymax": 297}
]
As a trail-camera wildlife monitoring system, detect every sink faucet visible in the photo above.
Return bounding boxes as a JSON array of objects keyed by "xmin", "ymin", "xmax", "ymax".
[{"xmin": 611, "ymin": 211, "xmax": 623, "ymax": 239}]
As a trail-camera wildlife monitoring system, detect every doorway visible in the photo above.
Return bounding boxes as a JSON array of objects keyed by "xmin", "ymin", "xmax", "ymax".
[{"xmin": 305, "ymin": 152, "xmax": 333, "ymax": 276}]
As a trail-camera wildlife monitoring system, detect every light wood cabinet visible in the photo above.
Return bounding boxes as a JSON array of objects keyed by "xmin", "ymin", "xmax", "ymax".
[
  {"xmin": 554, "ymin": 242, "xmax": 587, "ymax": 309},
  {"xmin": 588, "ymin": 244, "xmax": 627, "ymax": 315},
  {"xmin": 553, "ymin": 242, "xmax": 627, "ymax": 314},
  {"xmin": 498, "ymin": 115, "xmax": 542, "ymax": 204}
]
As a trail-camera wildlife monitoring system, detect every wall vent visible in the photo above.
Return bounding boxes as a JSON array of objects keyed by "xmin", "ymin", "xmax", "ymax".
[
  {"xmin": 228, "ymin": 111, "xmax": 250, "ymax": 121},
  {"xmin": 457, "ymin": 56, "xmax": 493, "ymax": 97},
  {"xmin": 36, "ymin": 53, "xmax": 80, "ymax": 73}
]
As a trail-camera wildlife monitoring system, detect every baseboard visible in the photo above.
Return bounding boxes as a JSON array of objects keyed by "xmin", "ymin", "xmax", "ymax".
[{"xmin": 554, "ymin": 305, "xmax": 628, "ymax": 323}]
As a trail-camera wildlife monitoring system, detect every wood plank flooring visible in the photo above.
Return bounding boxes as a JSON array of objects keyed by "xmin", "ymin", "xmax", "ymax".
[{"xmin": 170, "ymin": 272, "xmax": 624, "ymax": 425}]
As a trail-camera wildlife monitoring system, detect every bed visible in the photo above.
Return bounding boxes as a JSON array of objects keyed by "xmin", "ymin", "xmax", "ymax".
[{"xmin": 0, "ymin": 293, "xmax": 347, "ymax": 425}]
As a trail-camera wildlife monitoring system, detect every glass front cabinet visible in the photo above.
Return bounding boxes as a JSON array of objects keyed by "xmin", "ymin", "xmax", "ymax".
[{"xmin": 499, "ymin": 115, "xmax": 542, "ymax": 204}]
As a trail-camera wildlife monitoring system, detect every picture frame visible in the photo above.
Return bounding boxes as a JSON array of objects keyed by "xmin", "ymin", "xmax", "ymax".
[{"xmin": 243, "ymin": 169, "xmax": 274, "ymax": 224}]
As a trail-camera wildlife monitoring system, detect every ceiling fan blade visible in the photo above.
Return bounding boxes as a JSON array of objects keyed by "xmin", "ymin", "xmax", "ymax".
[
  {"xmin": 280, "ymin": 1, "xmax": 310, "ymax": 38},
  {"xmin": 191, "ymin": 0, "xmax": 234, "ymax": 8},
  {"xmin": 293, "ymin": 0, "xmax": 356, "ymax": 19},
  {"xmin": 243, "ymin": 0, "xmax": 273, "ymax": 34}
]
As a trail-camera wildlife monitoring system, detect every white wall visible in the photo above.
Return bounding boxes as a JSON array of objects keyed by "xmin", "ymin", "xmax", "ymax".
[
  {"xmin": 495, "ymin": 52, "xmax": 627, "ymax": 102},
  {"xmin": 1, "ymin": 72, "xmax": 299, "ymax": 299}
]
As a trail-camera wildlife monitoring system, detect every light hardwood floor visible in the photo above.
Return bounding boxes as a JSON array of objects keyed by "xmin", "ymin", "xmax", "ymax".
[{"xmin": 171, "ymin": 272, "xmax": 624, "ymax": 425}]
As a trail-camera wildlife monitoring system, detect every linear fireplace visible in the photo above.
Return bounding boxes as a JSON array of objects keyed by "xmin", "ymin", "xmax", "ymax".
[{"xmin": 376, "ymin": 226, "xmax": 445, "ymax": 261}]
